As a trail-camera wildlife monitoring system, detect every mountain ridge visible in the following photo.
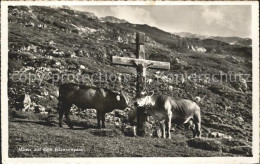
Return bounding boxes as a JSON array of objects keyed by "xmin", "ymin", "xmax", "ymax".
[{"xmin": 174, "ymin": 32, "xmax": 251, "ymax": 47}]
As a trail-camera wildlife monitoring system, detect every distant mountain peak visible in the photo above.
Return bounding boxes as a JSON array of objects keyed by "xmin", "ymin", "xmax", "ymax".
[
  {"xmin": 174, "ymin": 32, "xmax": 209, "ymax": 39},
  {"xmin": 100, "ymin": 16, "xmax": 128, "ymax": 24},
  {"xmin": 175, "ymin": 32, "xmax": 251, "ymax": 47}
]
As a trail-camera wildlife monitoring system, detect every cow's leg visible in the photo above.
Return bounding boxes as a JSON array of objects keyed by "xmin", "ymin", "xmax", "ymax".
[
  {"xmin": 164, "ymin": 102, "xmax": 172, "ymax": 139},
  {"xmin": 195, "ymin": 122, "xmax": 201, "ymax": 138},
  {"xmin": 193, "ymin": 110, "xmax": 201, "ymax": 138},
  {"xmin": 58, "ymin": 102, "xmax": 65, "ymax": 127},
  {"xmin": 191, "ymin": 121, "xmax": 201, "ymax": 138},
  {"xmin": 186, "ymin": 119, "xmax": 197, "ymax": 137},
  {"xmin": 166, "ymin": 112, "xmax": 172, "ymax": 139},
  {"xmin": 101, "ymin": 113, "xmax": 106, "ymax": 128},
  {"xmin": 133, "ymin": 126, "xmax": 137, "ymax": 136},
  {"xmin": 165, "ymin": 121, "xmax": 169, "ymax": 139},
  {"xmin": 191, "ymin": 124, "xmax": 197, "ymax": 138},
  {"xmin": 160, "ymin": 121, "xmax": 166, "ymax": 139},
  {"xmin": 97, "ymin": 111, "xmax": 101, "ymax": 129},
  {"xmin": 64, "ymin": 104, "xmax": 73, "ymax": 129},
  {"xmin": 193, "ymin": 123, "xmax": 198, "ymax": 138},
  {"xmin": 59, "ymin": 109, "xmax": 64, "ymax": 127},
  {"xmin": 165, "ymin": 117, "xmax": 172, "ymax": 139}
]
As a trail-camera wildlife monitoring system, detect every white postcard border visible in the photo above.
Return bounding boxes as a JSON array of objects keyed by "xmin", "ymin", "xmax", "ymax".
[{"xmin": 1, "ymin": 1, "xmax": 259, "ymax": 164}]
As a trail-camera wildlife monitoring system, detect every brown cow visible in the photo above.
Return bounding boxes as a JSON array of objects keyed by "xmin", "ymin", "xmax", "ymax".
[{"xmin": 58, "ymin": 83, "xmax": 129, "ymax": 128}]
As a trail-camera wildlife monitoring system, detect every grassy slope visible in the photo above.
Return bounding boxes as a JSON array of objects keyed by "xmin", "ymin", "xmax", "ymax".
[{"xmin": 10, "ymin": 119, "xmax": 236, "ymax": 157}]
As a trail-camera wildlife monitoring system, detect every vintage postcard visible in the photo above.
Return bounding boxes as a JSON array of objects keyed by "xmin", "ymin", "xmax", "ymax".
[{"xmin": 1, "ymin": 1, "xmax": 259, "ymax": 163}]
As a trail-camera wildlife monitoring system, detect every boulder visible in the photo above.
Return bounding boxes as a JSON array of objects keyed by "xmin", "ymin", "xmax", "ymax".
[
  {"xmin": 114, "ymin": 110, "xmax": 127, "ymax": 119},
  {"xmin": 114, "ymin": 122, "xmax": 120, "ymax": 128},
  {"xmin": 79, "ymin": 65, "xmax": 86, "ymax": 70},
  {"xmin": 122, "ymin": 125, "xmax": 136, "ymax": 137},
  {"xmin": 34, "ymin": 105, "xmax": 46, "ymax": 113},
  {"xmin": 237, "ymin": 117, "xmax": 244, "ymax": 122},
  {"xmin": 85, "ymin": 109, "xmax": 97, "ymax": 114},
  {"xmin": 208, "ymin": 132, "xmax": 232, "ymax": 140},
  {"xmin": 113, "ymin": 117, "xmax": 121, "ymax": 122},
  {"xmin": 224, "ymin": 105, "xmax": 231, "ymax": 113},
  {"xmin": 168, "ymin": 85, "xmax": 173, "ymax": 91},
  {"xmin": 153, "ymin": 126, "xmax": 162, "ymax": 138},
  {"xmin": 54, "ymin": 61, "xmax": 61, "ymax": 67},
  {"xmin": 147, "ymin": 78, "xmax": 153, "ymax": 85},
  {"xmin": 16, "ymin": 94, "xmax": 31, "ymax": 112},
  {"xmin": 240, "ymin": 79, "xmax": 248, "ymax": 90},
  {"xmin": 187, "ymin": 138, "xmax": 222, "ymax": 151},
  {"xmin": 70, "ymin": 105, "xmax": 79, "ymax": 115},
  {"xmin": 175, "ymin": 58, "xmax": 180, "ymax": 64},
  {"xmin": 144, "ymin": 122, "xmax": 154, "ymax": 137}
]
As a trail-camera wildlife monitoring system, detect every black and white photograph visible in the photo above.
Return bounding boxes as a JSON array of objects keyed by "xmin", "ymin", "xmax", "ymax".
[{"xmin": 1, "ymin": 1, "xmax": 259, "ymax": 163}]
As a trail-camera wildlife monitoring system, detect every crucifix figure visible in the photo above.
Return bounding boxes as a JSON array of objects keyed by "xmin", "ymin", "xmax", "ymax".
[{"xmin": 112, "ymin": 32, "xmax": 170, "ymax": 136}]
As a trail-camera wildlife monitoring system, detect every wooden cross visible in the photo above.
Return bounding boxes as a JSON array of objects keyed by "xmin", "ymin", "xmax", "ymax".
[
  {"xmin": 112, "ymin": 33, "xmax": 170, "ymax": 93},
  {"xmin": 112, "ymin": 32, "xmax": 170, "ymax": 136}
]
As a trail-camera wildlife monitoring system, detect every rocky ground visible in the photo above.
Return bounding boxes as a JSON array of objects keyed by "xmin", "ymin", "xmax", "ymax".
[{"xmin": 8, "ymin": 6, "xmax": 252, "ymax": 157}]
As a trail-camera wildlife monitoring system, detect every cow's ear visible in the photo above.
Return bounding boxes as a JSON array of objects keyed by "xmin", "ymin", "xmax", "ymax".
[{"xmin": 116, "ymin": 95, "xmax": 120, "ymax": 101}]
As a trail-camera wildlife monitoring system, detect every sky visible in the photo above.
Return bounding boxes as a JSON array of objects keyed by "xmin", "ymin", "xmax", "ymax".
[{"xmin": 71, "ymin": 5, "xmax": 252, "ymax": 38}]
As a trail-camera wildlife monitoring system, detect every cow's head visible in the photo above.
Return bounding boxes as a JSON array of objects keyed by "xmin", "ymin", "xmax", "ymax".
[
  {"xmin": 114, "ymin": 91, "xmax": 130, "ymax": 109},
  {"xmin": 134, "ymin": 91, "xmax": 154, "ymax": 108}
]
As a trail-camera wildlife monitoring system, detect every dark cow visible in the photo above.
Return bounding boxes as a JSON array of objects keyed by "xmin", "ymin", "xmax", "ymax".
[
  {"xmin": 134, "ymin": 91, "xmax": 201, "ymax": 139},
  {"xmin": 58, "ymin": 83, "xmax": 129, "ymax": 128}
]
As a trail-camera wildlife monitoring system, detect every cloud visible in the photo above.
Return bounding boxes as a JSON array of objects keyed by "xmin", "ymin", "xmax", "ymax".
[
  {"xmin": 201, "ymin": 6, "xmax": 224, "ymax": 25},
  {"xmin": 70, "ymin": 5, "xmax": 251, "ymax": 38},
  {"xmin": 71, "ymin": 6, "xmax": 156, "ymax": 26},
  {"xmin": 109, "ymin": 6, "xmax": 156, "ymax": 26}
]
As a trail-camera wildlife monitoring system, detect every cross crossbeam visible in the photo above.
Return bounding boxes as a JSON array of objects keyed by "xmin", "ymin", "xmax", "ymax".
[{"xmin": 112, "ymin": 56, "xmax": 170, "ymax": 70}]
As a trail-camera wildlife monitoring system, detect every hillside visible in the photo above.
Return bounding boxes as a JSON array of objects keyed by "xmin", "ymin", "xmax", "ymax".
[{"xmin": 8, "ymin": 6, "xmax": 252, "ymax": 157}]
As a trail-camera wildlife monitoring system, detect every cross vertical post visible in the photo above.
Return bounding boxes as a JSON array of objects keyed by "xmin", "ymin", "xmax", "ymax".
[
  {"xmin": 135, "ymin": 33, "xmax": 146, "ymax": 94},
  {"xmin": 135, "ymin": 33, "xmax": 147, "ymax": 136},
  {"xmin": 136, "ymin": 33, "xmax": 145, "ymax": 59}
]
